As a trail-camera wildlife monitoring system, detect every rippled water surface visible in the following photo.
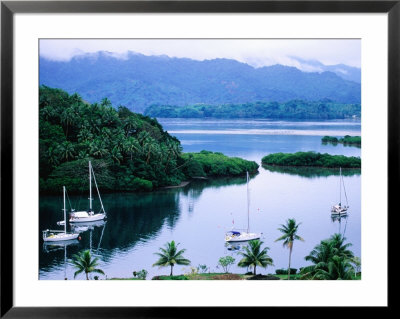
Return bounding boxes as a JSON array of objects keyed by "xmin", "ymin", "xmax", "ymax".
[{"xmin": 39, "ymin": 119, "xmax": 361, "ymax": 280}]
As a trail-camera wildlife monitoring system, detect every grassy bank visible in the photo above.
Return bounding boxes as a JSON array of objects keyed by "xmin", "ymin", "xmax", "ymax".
[{"xmin": 108, "ymin": 272, "xmax": 361, "ymax": 280}]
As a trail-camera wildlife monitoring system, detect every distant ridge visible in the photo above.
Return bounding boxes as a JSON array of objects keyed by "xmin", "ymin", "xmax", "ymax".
[{"xmin": 39, "ymin": 51, "xmax": 361, "ymax": 113}]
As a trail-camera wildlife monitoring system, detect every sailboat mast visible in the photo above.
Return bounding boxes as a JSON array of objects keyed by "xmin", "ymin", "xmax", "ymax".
[
  {"xmin": 339, "ymin": 167, "xmax": 342, "ymax": 204},
  {"xmin": 63, "ymin": 186, "xmax": 66, "ymax": 234},
  {"xmin": 91, "ymin": 166, "xmax": 106, "ymax": 214},
  {"xmin": 247, "ymin": 171, "xmax": 250, "ymax": 233},
  {"xmin": 89, "ymin": 161, "xmax": 93, "ymax": 211}
]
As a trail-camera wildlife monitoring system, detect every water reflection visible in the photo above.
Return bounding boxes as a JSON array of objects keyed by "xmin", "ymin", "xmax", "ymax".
[
  {"xmin": 42, "ymin": 239, "xmax": 80, "ymax": 279},
  {"xmin": 262, "ymin": 164, "xmax": 361, "ymax": 178},
  {"xmin": 40, "ymin": 119, "xmax": 361, "ymax": 280},
  {"xmin": 331, "ymin": 213, "xmax": 349, "ymax": 237},
  {"xmin": 39, "ymin": 174, "xmax": 260, "ymax": 276},
  {"xmin": 322, "ymin": 141, "xmax": 361, "ymax": 149}
]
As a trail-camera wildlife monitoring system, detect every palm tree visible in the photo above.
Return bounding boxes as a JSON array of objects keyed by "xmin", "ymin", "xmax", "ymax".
[
  {"xmin": 330, "ymin": 233, "xmax": 354, "ymax": 260},
  {"xmin": 47, "ymin": 146, "xmax": 60, "ymax": 167},
  {"xmin": 237, "ymin": 239, "xmax": 273, "ymax": 275},
  {"xmin": 300, "ymin": 233, "xmax": 355, "ymax": 280},
  {"xmin": 57, "ymin": 141, "xmax": 76, "ymax": 161},
  {"xmin": 123, "ymin": 137, "xmax": 140, "ymax": 161},
  {"xmin": 100, "ymin": 97, "xmax": 112, "ymax": 107},
  {"xmin": 60, "ymin": 107, "xmax": 77, "ymax": 139},
  {"xmin": 110, "ymin": 145, "xmax": 123, "ymax": 164},
  {"xmin": 300, "ymin": 239, "xmax": 336, "ymax": 279},
  {"xmin": 275, "ymin": 218, "xmax": 304, "ymax": 280},
  {"xmin": 72, "ymin": 250, "xmax": 105, "ymax": 280},
  {"xmin": 152, "ymin": 240, "xmax": 190, "ymax": 276},
  {"xmin": 313, "ymin": 255, "xmax": 356, "ymax": 280}
]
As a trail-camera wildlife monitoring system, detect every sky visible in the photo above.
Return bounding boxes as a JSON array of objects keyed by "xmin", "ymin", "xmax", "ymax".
[{"xmin": 39, "ymin": 39, "xmax": 361, "ymax": 71}]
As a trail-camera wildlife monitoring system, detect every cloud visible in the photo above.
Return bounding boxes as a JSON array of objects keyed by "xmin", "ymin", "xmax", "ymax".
[{"xmin": 39, "ymin": 39, "xmax": 361, "ymax": 68}]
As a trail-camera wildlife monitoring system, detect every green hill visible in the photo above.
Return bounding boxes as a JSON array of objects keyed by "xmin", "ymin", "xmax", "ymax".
[{"xmin": 39, "ymin": 86, "xmax": 258, "ymax": 193}]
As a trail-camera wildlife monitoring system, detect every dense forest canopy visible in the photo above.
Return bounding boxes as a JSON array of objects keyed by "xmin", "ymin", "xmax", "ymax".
[
  {"xmin": 261, "ymin": 151, "xmax": 361, "ymax": 168},
  {"xmin": 322, "ymin": 135, "xmax": 361, "ymax": 146},
  {"xmin": 39, "ymin": 86, "xmax": 258, "ymax": 193},
  {"xmin": 39, "ymin": 52, "xmax": 361, "ymax": 113},
  {"xmin": 144, "ymin": 100, "xmax": 361, "ymax": 119},
  {"xmin": 181, "ymin": 151, "xmax": 259, "ymax": 177}
]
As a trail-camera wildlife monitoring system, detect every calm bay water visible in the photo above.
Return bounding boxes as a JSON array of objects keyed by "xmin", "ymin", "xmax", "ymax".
[{"xmin": 39, "ymin": 118, "xmax": 361, "ymax": 280}]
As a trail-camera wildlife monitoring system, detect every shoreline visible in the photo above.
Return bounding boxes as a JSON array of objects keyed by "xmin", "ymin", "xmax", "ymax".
[
  {"xmin": 262, "ymin": 164, "xmax": 361, "ymax": 169},
  {"xmin": 159, "ymin": 181, "xmax": 191, "ymax": 189}
]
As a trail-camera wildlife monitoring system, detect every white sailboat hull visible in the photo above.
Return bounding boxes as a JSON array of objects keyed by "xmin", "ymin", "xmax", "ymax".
[
  {"xmin": 69, "ymin": 211, "xmax": 106, "ymax": 223},
  {"xmin": 43, "ymin": 232, "xmax": 79, "ymax": 242},
  {"xmin": 331, "ymin": 205, "xmax": 349, "ymax": 215},
  {"xmin": 225, "ymin": 232, "xmax": 261, "ymax": 242}
]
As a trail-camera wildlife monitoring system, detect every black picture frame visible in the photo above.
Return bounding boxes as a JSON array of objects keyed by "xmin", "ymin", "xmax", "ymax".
[{"xmin": 1, "ymin": 0, "xmax": 396, "ymax": 317}]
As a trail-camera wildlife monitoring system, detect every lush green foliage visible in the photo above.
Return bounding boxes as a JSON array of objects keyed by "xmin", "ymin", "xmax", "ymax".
[
  {"xmin": 300, "ymin": 233, "xmax": 357, "ymax": 280},
  {"xmin": 39, "ymin": 86, "xmax": 187, "ymax": 193},
  {"xmin": 107, "ymin": 233, "xmax": 360, "ymax": 280},
  {"xmin": 152, "ymin": 240, "xmax": 191, "ymax": 276},
  {"xmin": 132, "ymin": 269, "xmax": 148, "ymax": 280},
  {"xmin": 197, "ymin": 264, "xmax": 209, "ymax": 273},
  {"xmin": 321, "ymin": 136, "xmax": 339, "ymax": 143},
  {"xmin": 72, "ymin": 249, "xmax": 105, "ymax": 280},
  {"xmin": 322, "ymin": 135, "xmax": 361, "ymax": 146},
  {"xmin": 237, "ymin": 240, "xmax": 274, "ymax": 275},
  {"xmin": 275, "ymin": 268, "xmax": 298, "ymax": 275},
  {"xmin": 152, "ymin": 275, "xmax": 188, "ymax": 280},
  {"xmin": 218, "ymin": 256, "xmax": 236, "ymax": 273},
  {"xmin": 39, "ymin": 86, "xmax": 258, "ymax": 193},
  {"xmin": 275, "ymin": 218, "xmax": 304, "ymax": 280},
  {"xmin": 40, "ymin": 53, "xmax": 360, "ymax": 113},
  {"xmin": 181, "ymin": 151, "xmax": 259, "ymax": 177},
  {"xmin": 145, "ymin": 100, "xmax": 361, "ymax": 119},
  {"xmin": 261, "ymin": 151, "xmax": 361, "ymax": 168}
]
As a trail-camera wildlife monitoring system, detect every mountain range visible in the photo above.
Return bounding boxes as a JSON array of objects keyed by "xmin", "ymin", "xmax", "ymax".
[{"xmin": 39, "ymin": 51, "xmax": 361, "ymax": 113}]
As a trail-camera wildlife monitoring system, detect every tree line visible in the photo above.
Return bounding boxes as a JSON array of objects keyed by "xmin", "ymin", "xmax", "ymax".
[
  {"xmin": 144, "ymin": 100, "xmax": 361, "ymax": 119},
  {"xmin": 261, "ymin": 151, "xmax": 361, "ymax": 168}
]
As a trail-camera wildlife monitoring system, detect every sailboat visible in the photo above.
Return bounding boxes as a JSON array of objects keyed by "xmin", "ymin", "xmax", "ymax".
[
  {"xmin": 225, "ymin": 171, "xmax": 262, "ymax": 242},
  {"xmin": 69, "ymin": 161, "xmax": 107, "ymax": 223},
  {"xmin": 331, "ymin": 167, "xmax": 349, "ymax": 215},
  {"xmin": 42, "ymin": 186, "xmax": 80, "ymax": 242}
]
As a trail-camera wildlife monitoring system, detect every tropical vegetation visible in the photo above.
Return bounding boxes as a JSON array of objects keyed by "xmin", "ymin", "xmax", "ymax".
[
  {"xmin": 181, "ymin": 151, "xmax": 259, "ymax": 178},
  {"xmin": 322, "ymin": 135, "xmax": 361, "ymax": 146},
  {"xmin": 152, "ymin": 240, "xmax": 191, "ymax": 276},
  {"xmin": 275, "ymin": 218, "xmax": 304, "ymax": 280},
  {"xmin": 145, "ymin": 100, "xmax": 361, "ymax": 120},
  {"xmin": 72, "ymin": 249, "xmax": 105, "ymax": 280},
  {"xmin": 237, "ymin": 239, "xmax": 274, "ymax": 275},
  {"xmin": 39, "ymin": 86, "xmax": 258, "ymax": 193},
  {"xmin": 69, "ymin": 231, "xmax": 360, "ymax": 280},
  {"xmin": 218, "ymin": 256, "xmax": 236, "ymax": 273},
  {"xmin": 261, "ymin": 151, "xmax": 361, "ymax": 168},
  {"xmin": 300, "ymin": 233, "xmax": 357, "ymax": 280}
]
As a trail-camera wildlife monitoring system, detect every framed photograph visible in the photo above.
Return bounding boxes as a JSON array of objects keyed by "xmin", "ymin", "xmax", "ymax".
[{"xmin": 1, "ymin": 0, "xmax": 396, "ymax": 316}]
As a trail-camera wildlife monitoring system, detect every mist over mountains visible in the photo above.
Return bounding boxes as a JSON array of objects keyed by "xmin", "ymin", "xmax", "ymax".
[{"xmin": 39, "ymin": 51, "xmax": 361, "ymax": 113}]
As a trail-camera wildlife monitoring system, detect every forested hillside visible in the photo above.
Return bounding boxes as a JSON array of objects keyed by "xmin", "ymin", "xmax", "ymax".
[
  {"xmin": 39, "ymin": 52, "xmax": 361, "ymax": 113},
  {"xmin": 144, "ymin": 100, "xmax": 361, "ymax": 119},
  {"xmin": 39, "ymin": 86, "xmax": 258, "ymax": 193}
]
